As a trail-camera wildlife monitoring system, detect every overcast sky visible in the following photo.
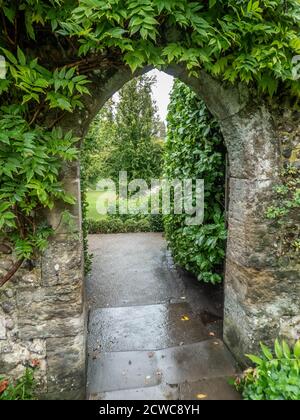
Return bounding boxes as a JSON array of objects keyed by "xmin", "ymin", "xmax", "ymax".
[
  {"xmin": 148, "ymin": 69, "xmax": 174, "ymax": 123},
  {"xmin": 112, "ymin": 69, "xmax": 174, "ymax": 123}
]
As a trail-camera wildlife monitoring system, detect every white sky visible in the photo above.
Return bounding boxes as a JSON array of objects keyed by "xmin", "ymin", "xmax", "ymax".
[
  {"xmin": 148, "ymin": 69, "xmax": 174, "ymax": 123},
  {"xmin": 112, "ymin": 69, "xmax": 174, "ymax": 123}
]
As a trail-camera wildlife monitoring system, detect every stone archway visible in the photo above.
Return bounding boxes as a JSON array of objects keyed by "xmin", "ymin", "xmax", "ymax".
[{"xmin": 0, "ymin": 62, "xmax": 298, "ymax": 400}]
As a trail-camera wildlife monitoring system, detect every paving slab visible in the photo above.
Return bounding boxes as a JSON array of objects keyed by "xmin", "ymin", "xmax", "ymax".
[
  {"xmin": 87, "ymin": 233, "xmax": 185, "ymax": 309},
  {"xmin": 87, "ymin": 340, "xmax": 238, "ymax": 395},
  {"xmin": 87, "ymin": 350, "xmax": 161, "ymax": 394},
  {"xmin": 88, "ymin": 302, "xmax": 209, "ymax": 352},
  {"xmin": 179, "ymin": 378, "xmax": 242, "ymax": 400},
  {"xmin": 158, "ymin": 340, "xmax": 238, "ymax": 385},
  {"xmin": 89, "ymin": 384, "xmax": 179, "ymax": 401}
]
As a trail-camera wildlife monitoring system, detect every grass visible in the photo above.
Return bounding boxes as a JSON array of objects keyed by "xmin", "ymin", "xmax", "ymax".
[
  {"xmin": 86, "ymin": 189, "xmax": 154, "ymax": 221},
  {"xmin": 86, "ymin": 190, "xmax": 115, "ymax": 221},
  {"xmin": 85, "ymin": 189, "xmax": 164, "ymax": 233}
]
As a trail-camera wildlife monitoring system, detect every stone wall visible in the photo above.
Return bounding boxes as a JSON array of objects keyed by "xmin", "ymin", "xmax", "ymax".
[
  {"xmin": 0, "ymin": 234, "xmax": 86, "ymax": 400},
  {"xmin": 223, "ymin": 105, "xmax": 300, "ymax": 363},
  {"xmin": 276, "ymin": 109, "xmax": 300, "ymax": 343}
]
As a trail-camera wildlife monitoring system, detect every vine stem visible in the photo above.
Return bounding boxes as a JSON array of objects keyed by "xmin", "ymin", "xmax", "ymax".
[{"xmin": 0, "ymin": 258, "xmax": 24, "ymax": 288}]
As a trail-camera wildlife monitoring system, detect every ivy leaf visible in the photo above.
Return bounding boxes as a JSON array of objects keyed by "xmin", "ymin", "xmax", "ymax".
[
  {"xmin": 3, "ymin": 7, "xmax": 16, "ymax": 23},
  {"xmin": 124, "ymin": 50, "xmax": 145, "ymax": 72}
]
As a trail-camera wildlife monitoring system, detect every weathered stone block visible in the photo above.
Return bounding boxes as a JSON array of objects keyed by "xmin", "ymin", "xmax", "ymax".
[
  {"xmin": 225, "ymin": 260, "xmax": 300, "ymax": 305},
  {"xmin": 17, "ymin": 268, "xmax": 41, "ymax": 288},
  {"xmin": 226, "ymin": 178, "xmax": 282, "ymax": 269},
  {"xmin": 18, "ymin": 315, "xmax": 85, "ymax": 340},
  {"xmin": 279, "ymin": 316, "xmax": 300, "ymax": 343},
  {"xmin": 41, "ymin": 239, "xmax": 82, "ymax": 287},
  {"xmin": 0, "ymin": 342, "xmax": 13, "ymax": 354},
  {"xmin": 221, "ymin": 105, "xmax": 280, "ymax": 179},
  {"xmin": 46, "ymin": 334, "xmax": 86, "ymax": 397},
  {"xmin": 0, "ymin": 317, "xmax": 6, "ymax": 340},
  {"xmin": 17, "ymin": 283, "xmax": 83, "ymax": 322}
]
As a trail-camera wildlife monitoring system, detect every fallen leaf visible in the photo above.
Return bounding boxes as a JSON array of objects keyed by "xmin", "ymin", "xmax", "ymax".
[
  {"xmin": 31, "ymin": 359, "xmax": 40, "ymax": 368},
  {"xmin": 196, "ymin": 393, "xmax": 207, "ymax": 400},
  {"xmin": 181, "ymin": 315, "xmax": 190, "ymax": 321},
  {"xmin": 0, "ymin": 379, "xmax": 9, "ymax": 394}
]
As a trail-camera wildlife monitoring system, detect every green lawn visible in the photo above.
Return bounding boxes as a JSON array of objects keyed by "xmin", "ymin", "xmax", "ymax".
[
  {"xmin": 86, "ymin": 190, "xmax": 115, "ymax": 221},
  {"xmin": 86, "ymin": 190, "xmax": 152, "ymax": 221}
]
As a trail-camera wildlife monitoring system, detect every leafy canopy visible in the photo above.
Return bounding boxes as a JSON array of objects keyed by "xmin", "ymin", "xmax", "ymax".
[{"xmin": 60, "ymin": 0, "xmax": 300, "ymax": 96}]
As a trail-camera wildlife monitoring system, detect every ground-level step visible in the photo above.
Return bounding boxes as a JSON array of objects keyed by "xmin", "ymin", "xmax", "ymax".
[
  {"xmin": 88, "ymin": 302, "xmax": 210, "ymax": 353},
  {"xmin": 89, "ymin": 378, "xmax": 241, "ymax": 401},
  {"xmin": 87, "ymin": 339, "xmax": 238, "ymax": 397}
]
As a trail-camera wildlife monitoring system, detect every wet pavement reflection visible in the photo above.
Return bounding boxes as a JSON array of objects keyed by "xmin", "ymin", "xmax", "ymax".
[{"xmin": 87, "ymin": 233, "xmax": 240, "ymax": 400}]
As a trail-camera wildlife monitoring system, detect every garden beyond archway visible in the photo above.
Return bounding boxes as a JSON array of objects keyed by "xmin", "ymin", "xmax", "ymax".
[{"xmin": 0, "ymin": 2, "xmax": 299, "ymax": 399}]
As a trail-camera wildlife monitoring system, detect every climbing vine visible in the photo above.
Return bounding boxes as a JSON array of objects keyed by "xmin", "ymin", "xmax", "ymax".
[
  {"xmin": 164, "ymin": 81, "xmax": 226, "ymax": 284},
  {"xmin": 266, "ymin": 165, "xmax": 300, "ymax": 260},
  {"xmin": 0, "ymin": 1, "xmax": 300, "ymax": 285}
]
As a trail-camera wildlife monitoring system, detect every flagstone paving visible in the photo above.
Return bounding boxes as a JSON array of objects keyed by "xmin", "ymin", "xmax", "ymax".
[{"xmin": 86, "ymin": 233, "xmax": 241, "ymax": 400}]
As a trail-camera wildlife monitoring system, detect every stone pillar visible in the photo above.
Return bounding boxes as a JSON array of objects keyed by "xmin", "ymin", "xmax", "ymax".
[
  {"xmin": 221, "ymin": 104, "xmax": 300, "ymax": 363},
  {"xmin": 0, "ymin": 161, "xmax": 86, "ymax": 399}
]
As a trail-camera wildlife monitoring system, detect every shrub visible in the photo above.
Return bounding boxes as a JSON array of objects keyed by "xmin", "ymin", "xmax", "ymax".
[
  {"xmin": 149, "ymin": 214, "xmax": 164, "ymax": 233},
  {"xmin": 0, "ymin": 368, "xmax": 37, "ymax": 401},
  {"xmin": 235, "ymin": 340, "xmax": 300, "ymax": 401},
  {"xmin": 87, "ymin": 214, "xmax": 163, "ymax": 235},
  {"xmin": 164, "ymin": 81, "xmax": 226, "ymax": 284}
]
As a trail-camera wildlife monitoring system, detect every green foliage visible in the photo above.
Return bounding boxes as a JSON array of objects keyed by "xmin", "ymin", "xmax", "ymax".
[
  {"xmin": 85, "ymin": 189, "xmax": 164, "ymax": 234},
  {"xmin": 0, "ymin": 368, "xmax": 37, "ymax": 400},
  {"xmin": 111, "ymin": 75, "xmax": 163, "ymax": 184},
  {"xmin": 164, "ymin": 81, "xmax": 226, "ymax": 284},
  {"xmin": 236, "ymin": 340, "xmax": 300, "ymax": 400},
  {"xmin": 0, "ymin": 3, "xmax": 91, "ymax": 271},
  {"xmin": 81, "ymin": 184, "xmax": 93, "ymax": 276},
  {"xmin": 82, "ymin": 99, "xmax": 117, "ymax": 188},
  {"xmin": 0, "ymin": 105, "xmax": 78, "ymax": 260},
  {"xmin": 87, "ymin": 214, "xmax": 163, "ymax": 234},
  {"xmin": 266, "ymin": 165, "xmax": 300, "ymax": 260},
  {"xmin": 62, "ymin": 0, "xmax": 300, "ymax": 97},
  {"xmin": 82, "ymin": 75, "xmax": 164, "ymax": 187}
]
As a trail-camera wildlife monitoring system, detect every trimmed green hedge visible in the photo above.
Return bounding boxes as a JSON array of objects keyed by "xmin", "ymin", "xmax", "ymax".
[
  {"xmin": 164, "ymin": 81, "xmax": 227, "ymax": 284},
  {"xmin": 88, "ymin": 214, "xmax": 164, "ymax": 234}
]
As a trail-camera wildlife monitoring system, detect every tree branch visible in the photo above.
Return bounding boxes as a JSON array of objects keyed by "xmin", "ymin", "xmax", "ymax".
[{"xmin": 0, "ymin": 258, "xmax": 24, "ymax": 288}]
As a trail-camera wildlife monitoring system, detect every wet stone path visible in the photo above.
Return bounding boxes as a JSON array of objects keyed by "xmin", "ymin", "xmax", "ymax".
[{"xmin": 86, "ymin": 233, "xmax": 240, "ymax": 400}]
